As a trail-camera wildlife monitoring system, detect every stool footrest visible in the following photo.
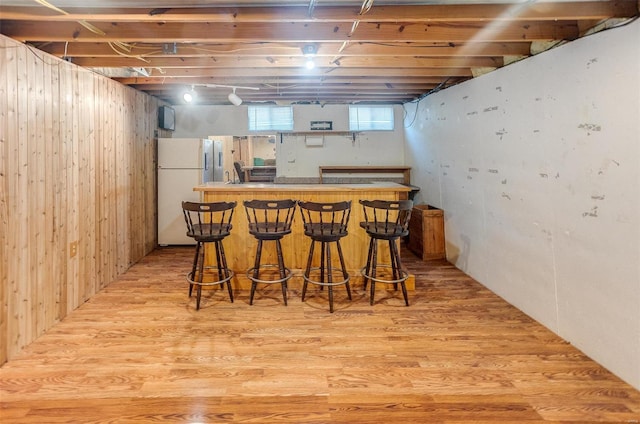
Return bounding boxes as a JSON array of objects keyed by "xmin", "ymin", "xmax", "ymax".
[
  {"xmin": 361, "ymin": 264, "xmax": 409, "ymax": 285},
  {"xmin": 247, "ymin": 264, "xmax": 293, "ymax": 285},
  {"xmin": 302, "ymin": 267, "xmax": 351, "ymax": 287},
  {"xmin": 186, "ymin": 267, "xmax": 234, "ymax": 286}
]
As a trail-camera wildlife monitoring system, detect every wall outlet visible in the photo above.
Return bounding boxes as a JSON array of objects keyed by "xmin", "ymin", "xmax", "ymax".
[{"xmin": 69, "ymin": 241, "xmax": 78, "ymax": 258}]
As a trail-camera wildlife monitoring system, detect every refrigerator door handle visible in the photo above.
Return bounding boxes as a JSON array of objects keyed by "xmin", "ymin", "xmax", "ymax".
[
  {"xmin": 218, "ymin": 151, "xmax": 222, "ymax": 167},
  {"xmin": 204, "ymin": 153, "xmax": 208, "ymax": 170}
]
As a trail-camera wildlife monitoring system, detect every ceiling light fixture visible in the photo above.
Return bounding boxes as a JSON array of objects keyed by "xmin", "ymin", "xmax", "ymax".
[
  {"xmin": 182, "ymin": 85, "xmax": 197, "ymax": 103},
  {"xmin": 301, "ymin": 44, "xmax": 318, "ymax": 70},
  {"xmin": 301, "ymin": 44, "xmax": 318, "ymax": 56},
  {"xmin": 204, "ymin": 84, "xmax": 260, "ymax": 106},
  {"xmin": 228, "ymin": 88, "xmax": 243, "ymax": 106}
]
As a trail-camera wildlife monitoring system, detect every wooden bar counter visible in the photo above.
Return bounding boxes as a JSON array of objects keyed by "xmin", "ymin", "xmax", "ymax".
[{"xmin": 194, "ymin": 182, "xmax": 413, "ymax": 290}]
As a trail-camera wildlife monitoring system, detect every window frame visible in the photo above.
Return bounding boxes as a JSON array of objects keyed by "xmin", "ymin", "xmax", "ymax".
[
  {"xmin": 348, "ymin": 105, "xmax": 395, "ymax": 131},
  {"xmin": 248, "ymin": 105, "xmax": 294, "ymax": 131}
]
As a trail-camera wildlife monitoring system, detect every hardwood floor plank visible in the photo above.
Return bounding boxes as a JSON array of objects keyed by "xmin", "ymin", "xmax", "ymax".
[{"xmin": 1, "ymin": 246, "xmax": 639, "ymax": 423}]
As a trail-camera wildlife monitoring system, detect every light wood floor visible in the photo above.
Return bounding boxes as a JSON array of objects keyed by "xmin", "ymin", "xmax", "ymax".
[{"xmin": 1, "ymin": 246, "xmax": 639, "ymax": 423}]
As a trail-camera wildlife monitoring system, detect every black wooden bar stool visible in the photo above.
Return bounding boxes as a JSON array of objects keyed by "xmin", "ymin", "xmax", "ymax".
[
  {"xmin": 298, "ymin": 200, "xmax": 352, "ymax": 313},
  {"xmin": 359, "ymin": 199, "xmax": 413, "ymax": 306},
  {"xmin": 243, "ymin": 199, "xmax": 297, "ymax": 305},
  {"xmin": 182, "ymin": 201, "xmax": 236, "ymax": 310}
]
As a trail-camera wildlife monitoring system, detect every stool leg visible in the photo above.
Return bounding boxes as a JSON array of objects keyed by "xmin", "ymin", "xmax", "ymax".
[
  {"xmin": 389, "ymin": 240, "xmax": 399, "ymax": 291},
  {"xmin": 319, "ymin": 241, "xmax": 326, "ymax": 292},
  {"xmin": 390, "ymin": 239, "xmax": 409, "ymax": 306},
  {"xmin": 302, "ymin": 240, "xmax": 315, "ymax": 301},
  {"xmin": 250, "ymin": 239, "xmax": 263, "ymax": 305},
  {"xmin": 275, "ymin": 239, "xmax": 288, "ymax": 306},
  {"xmin": 326, "ymin": 241, "xmax": 334, "ymax": 313},
  {"xmin": 214, "ymin": 242, "xmax": 223, "ymax": 301},
  {"xmin": 218, "ymin": 240, "xmax": 233, "ymax": 303},
  {"xmin": 363, "ymin": 237, "xmax": 374, "ymax": 290},
  {"xmin": 370, "ymin": 239, "xmax": 378, "ymax": 305},
  {"xmin": 196, "ymin": 243, "xmax": 205, "ymax": 310},
  {"xmin": 189, "ymin": 242, "xmax": 201, "ymax": 297},
  {"xmin": 336, "ymin": 240, "xmax": 351, "ymax": 300}
]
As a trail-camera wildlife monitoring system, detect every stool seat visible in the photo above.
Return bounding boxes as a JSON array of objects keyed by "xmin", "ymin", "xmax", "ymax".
[
  {"xmin": 303, "ymin": 222, "xmax": 347, "ymax": 242},
  {"xmin": 244, "ymin": 199, "xmax": 297, "ymax": 305},
  {"xmin": 248, "ymin": 222, "xmax": 291, "ymax": 239},
  {"xmin": 187, "ymin": 223, "xmax": 232, "ymax": 242},
  {"xmin": 182, "ymin": 201, "xmax": 236, "ymax": 310},
  {"xmin": 360, "ymin": 222, "xmax": 407, "ymax": 239},
  {"xmin": 360, "ymin": 199, "xmax": 413, "ymax": 306},
  {"xmin": 298, "ymin": 201, "xmax": 352, "ymax": 313}
]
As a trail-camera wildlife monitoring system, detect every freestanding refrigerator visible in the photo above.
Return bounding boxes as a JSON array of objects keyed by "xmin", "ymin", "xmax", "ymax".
[{"xmin": 157, "ymin": 138, "xmax": 223, "ymax": 245}]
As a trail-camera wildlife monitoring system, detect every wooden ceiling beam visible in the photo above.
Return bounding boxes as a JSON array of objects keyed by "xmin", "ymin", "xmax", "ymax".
[
  {"xmin": 1, "ymin": 2, "xmax": 636, "ymax": 23},
  {"xmin": 123, "ymin": 76, "xmax": 456, "ymax": 86},
  {"xmin": 150, "ymin": 91, "xmax": 430, "ymax": 100},
  {"xmin": 35, "ymin": 41, "xmax": 532, "ymax": 58},
  {"xmin": 111, "ymin": 67, "xmax": 473, "ymax": 79},
  {"xmin": 144, "ymin": 86, "xmax": 432, "ymax": 95},
  {"xmin": 2, "ymin": 1, "xmax": 635, "ymax": 106},
  {"xmin": 72, "ymin": 56, "xmax": 504, "ymax": 68},
  {"xmin": 2, "ymin": 21, "xmax": 579, "ymax": 43}
]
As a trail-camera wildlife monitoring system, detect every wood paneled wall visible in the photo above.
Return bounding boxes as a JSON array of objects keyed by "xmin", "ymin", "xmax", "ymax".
[{"xmin": 0, "ymin": 35, "xmax": 162, "ymax": 364}]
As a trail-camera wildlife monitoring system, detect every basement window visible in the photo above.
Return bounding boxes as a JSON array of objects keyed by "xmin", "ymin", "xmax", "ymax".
[
  {"xmin": 248, "ymin": 106, "xmax": 294, "ymax": 131},
  {"xmin": 349, "ymin": 105, "xmax": 394, "ymax": 131}
]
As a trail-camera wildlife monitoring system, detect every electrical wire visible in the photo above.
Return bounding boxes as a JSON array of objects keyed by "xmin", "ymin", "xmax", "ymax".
[
  {"xmin": 33, "ymin": 0, "xmax": 106, "ymax": 36},
  {"xmin": 107, "ymin": 42, "xmax": 150, "ymax": 63},
  {"xmin": 359, "ymin": 0, "xmax": 374, "ymax": 15},
  {"xmin": 33, "ymin": 0, "xmax": 149, "ymax": 63},
  {"xmin": 402, "ymin": 77, "xmax": 452, "ymax": 129}
]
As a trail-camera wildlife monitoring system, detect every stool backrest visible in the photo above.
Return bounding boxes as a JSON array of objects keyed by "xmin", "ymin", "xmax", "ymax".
[
  {"xmin": 243, "ymin": 199, "xmax": 297, "ymax": 236},
  {"xmin": 233, "ymin": 161, "xmax": 245, "ymax": 182},
  {"xmin": 182, "ymin": 201, "xmax": 236, "ymax": 239},
  {"xmin": 298, "ymin": 200, "xmax": 351, "ymax": 238},
  {"xmin": 360, "ymin": 199, "xmax": 413, "ymax": 237}
]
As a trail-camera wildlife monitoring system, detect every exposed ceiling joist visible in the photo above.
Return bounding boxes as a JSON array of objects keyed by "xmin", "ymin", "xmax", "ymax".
[{"xmin": 1, "ymin": 0, "xmax": 637, "ymax": 105}]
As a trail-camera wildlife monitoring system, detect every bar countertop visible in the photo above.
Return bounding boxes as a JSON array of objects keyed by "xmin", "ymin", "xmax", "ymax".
[{"xmin": 194, "ymin": 181, "xmax": 412, "ymax": 193}]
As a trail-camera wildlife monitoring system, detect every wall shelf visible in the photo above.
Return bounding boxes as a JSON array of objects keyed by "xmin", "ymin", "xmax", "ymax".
[
  {"xmin": 319, "ymin": 166, "xmax": 411, "ymax": 184},
  {"xmin": 279, "ymin": 131, "xmax": 359, "ymax": 142}
]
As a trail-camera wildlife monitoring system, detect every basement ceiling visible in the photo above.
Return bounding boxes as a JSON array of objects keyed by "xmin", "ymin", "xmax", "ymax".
[{"xmin": 1, "ymin": 1, "xmax": 638, "ymax": 105}]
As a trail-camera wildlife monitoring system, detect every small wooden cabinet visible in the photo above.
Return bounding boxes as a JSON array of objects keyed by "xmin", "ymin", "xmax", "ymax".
[{"xmin": 408, "ymin": 205, "xmax": 446, "ymax": 260}]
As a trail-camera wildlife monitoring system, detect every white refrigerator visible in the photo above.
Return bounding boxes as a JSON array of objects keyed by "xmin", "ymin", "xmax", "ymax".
[{"xmin": 157, "ymin": 138, "xmax": 223, "ymax": 245}]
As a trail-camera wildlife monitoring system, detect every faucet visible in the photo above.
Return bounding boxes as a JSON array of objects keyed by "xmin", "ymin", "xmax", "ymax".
[{"xmin": 225, "ymin": 170, "xmax": 230, "ymax": 182}]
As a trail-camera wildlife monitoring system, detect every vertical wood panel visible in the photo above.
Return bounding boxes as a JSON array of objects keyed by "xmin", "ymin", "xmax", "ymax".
[
  {"xmin": 116, "ymin": 90, "xmax": 131, "ymax": 273},
  {"xmin": 94, "ymin": 77, "xmax": 105, "ymax": 291},
  {"xmin": 29, "ymin": 45, "xmax": 47, "ymax": 339},
  {"xmin": 57, "ymin": 63, "xmax": 72, "ymax": 317},
  {"xmin": 42, "ymin": 46, "xmax": 56, "ymax": 331},
  {"xmin": 80, "ymin": 72, "xmax": 97, "ymax": 300},
  {"xmin": 0, "ymin": 37, "xmax": 9, "ymax": 365},
  {"xmin": 15, "ymin": 42, "xmax": 30, "ymax": 356},
  {"xmin": 49, "ymin": 59, "xmax": 65, "ymax": 325},
  {"xmin": 0, "ymin": 35, "xmax": 160, "ymax": 364},
  {"xmin": 131, "ymin": 93, "xmax": 145, "ymax": 261},
  {"xmin": 4, "ymin": 38, "xmax": 19, "ymax": 361},
  {"xmin": 66, "ymin": 63, "xmax": 80, "ymax": 311},
  {"xmin": 105, "ymin": 82, "xmax": 117, "ymax": 287}
]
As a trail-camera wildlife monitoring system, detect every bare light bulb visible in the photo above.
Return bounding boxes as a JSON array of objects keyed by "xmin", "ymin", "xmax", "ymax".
[{"xmin": 183, "ymin": 86, "xmax": 196, "ymax": 103}]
